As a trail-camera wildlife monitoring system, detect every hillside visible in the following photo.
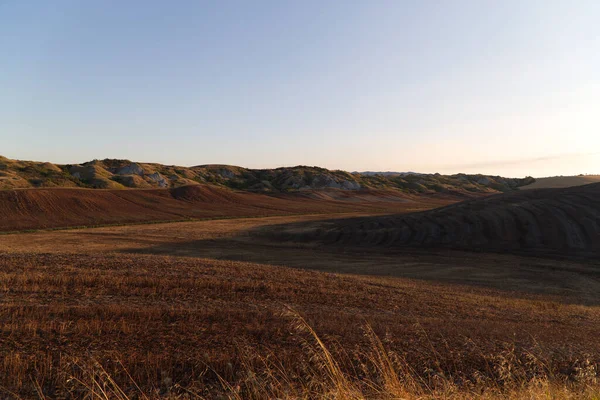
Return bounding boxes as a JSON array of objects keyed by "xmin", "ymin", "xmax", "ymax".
[
  {"xmin": 521, "ymin": 174, "xmax": 600, "ymax": 189},
  {"xmin": 0, "ymin": 184, "xmax": 451, "ymax": 232},
  {"xmin": 0, "ymin": 155, "xmax": 534, "ymax": 194},
  {"xmin": 260, "ymin": 183, "xmax": 600, "ymax": 257}
]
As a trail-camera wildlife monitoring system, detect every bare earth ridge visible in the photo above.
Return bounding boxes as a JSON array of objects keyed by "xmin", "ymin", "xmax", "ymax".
[{"xmin": 258, "ymin": 183, "xmax": 600, "ymax": 257}]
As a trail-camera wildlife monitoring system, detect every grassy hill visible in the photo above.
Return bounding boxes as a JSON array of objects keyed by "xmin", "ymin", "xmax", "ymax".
[{"xmin": 0, "ymin": 156, "xmax": 534, "ymax": 194}]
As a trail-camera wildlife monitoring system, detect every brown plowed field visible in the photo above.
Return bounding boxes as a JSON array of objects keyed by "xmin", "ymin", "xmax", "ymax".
[
  {"xmin": 0, "ymin": 185, "xmax": 451, "ymax": 232},
  {"xmin": 260, "ymin": 183, "xmax": 600, "ymax": 257}
]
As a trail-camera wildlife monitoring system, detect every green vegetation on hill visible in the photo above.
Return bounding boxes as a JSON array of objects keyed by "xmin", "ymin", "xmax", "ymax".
[{"xmin": 0, "ymin": 156, "xmax": 534, "ymax": 194}]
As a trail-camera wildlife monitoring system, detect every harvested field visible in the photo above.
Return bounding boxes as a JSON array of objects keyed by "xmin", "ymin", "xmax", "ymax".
[
  {"xmin": 0, "ymin": 251, "xmax": 598, "ymax": 398},
  {"xmin": 1, "ymin": 186, "xmax": 599, "ymax": 398},
  {"xmin": 3, "ymin": 215, "xmax": 600, "ymax": 304}
]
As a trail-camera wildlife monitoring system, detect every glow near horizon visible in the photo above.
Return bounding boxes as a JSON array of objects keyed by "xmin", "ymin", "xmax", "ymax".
[{"xmin": 1, "ymin": 1, "xmax": 599, "ymax": 178}]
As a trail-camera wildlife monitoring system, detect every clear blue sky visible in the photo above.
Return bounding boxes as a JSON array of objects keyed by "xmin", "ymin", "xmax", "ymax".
[{"xmin": 1, "ymin": 0, "xmax": 599, "ymax": 177}]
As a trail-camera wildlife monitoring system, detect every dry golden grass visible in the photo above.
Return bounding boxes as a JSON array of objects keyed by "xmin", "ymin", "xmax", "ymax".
[
  {"xmin": 0, "ymin": 252, "xmax": 598, "ymax": 398},
  {"xmin": 56, "ymin": 320, "xmax": 600, "ymax": 400}
]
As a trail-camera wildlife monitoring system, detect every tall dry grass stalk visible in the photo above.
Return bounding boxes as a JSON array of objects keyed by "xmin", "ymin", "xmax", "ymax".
[{"xmin": 49, "ymin": 307, "xmax": 599, "ymax": 400}]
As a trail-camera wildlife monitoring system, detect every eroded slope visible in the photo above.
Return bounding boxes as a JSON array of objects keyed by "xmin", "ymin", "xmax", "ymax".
[{"xmin": 263, "ymin": 183, "xmax": 600, "ymax": 257}]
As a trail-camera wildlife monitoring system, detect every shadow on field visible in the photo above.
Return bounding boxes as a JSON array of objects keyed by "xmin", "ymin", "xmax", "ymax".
[{"xmin": 121, "ymin": 217, "xmax": 600, "ymax": 306}]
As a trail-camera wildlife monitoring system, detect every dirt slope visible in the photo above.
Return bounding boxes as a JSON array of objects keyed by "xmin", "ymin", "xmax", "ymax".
[
  {"xmin": 0, "ymin": 185, "xmax": 451, "ymax": 232},
  {"xmin": 262, "ymin": 183, "xmax": 600, "ymax": 257}
]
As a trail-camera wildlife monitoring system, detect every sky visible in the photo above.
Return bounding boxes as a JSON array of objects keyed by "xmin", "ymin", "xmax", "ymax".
[{"xmin": 1, "ymin": 1, "xmax": 599, "ymax": 177}]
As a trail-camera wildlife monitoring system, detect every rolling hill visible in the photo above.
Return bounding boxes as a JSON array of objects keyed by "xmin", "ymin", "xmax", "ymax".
[
  {"xmin": 259, "ymin": 182, "xmax": 600, "ymax": 257},
  {"xmin": 520, "ymin": 174, "xmax": 600, "ymax": 189},
  {"xmin": 0, "ymin": 184, "xmax": 453, "ymax": 232}
]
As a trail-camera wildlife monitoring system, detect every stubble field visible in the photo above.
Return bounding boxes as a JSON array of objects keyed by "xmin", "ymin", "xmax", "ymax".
[{"xmin": 1, "ymin": 206, "xmax": 599, "ymax": 398}]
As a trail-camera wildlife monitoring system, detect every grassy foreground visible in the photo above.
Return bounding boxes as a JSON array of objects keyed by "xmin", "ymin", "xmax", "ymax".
[
  {"xmin": 0, "ymin": 253, "xmax": 598, "ymax": 399},
  {"xmin": 64, "ymin": 311, "xmax": 599, "ymax": 400}
]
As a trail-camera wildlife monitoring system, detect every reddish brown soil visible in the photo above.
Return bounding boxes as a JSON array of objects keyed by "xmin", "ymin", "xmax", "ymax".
[{"xmin": 0, "ymin": 185, "xmax": 452, "ymax": 232}]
